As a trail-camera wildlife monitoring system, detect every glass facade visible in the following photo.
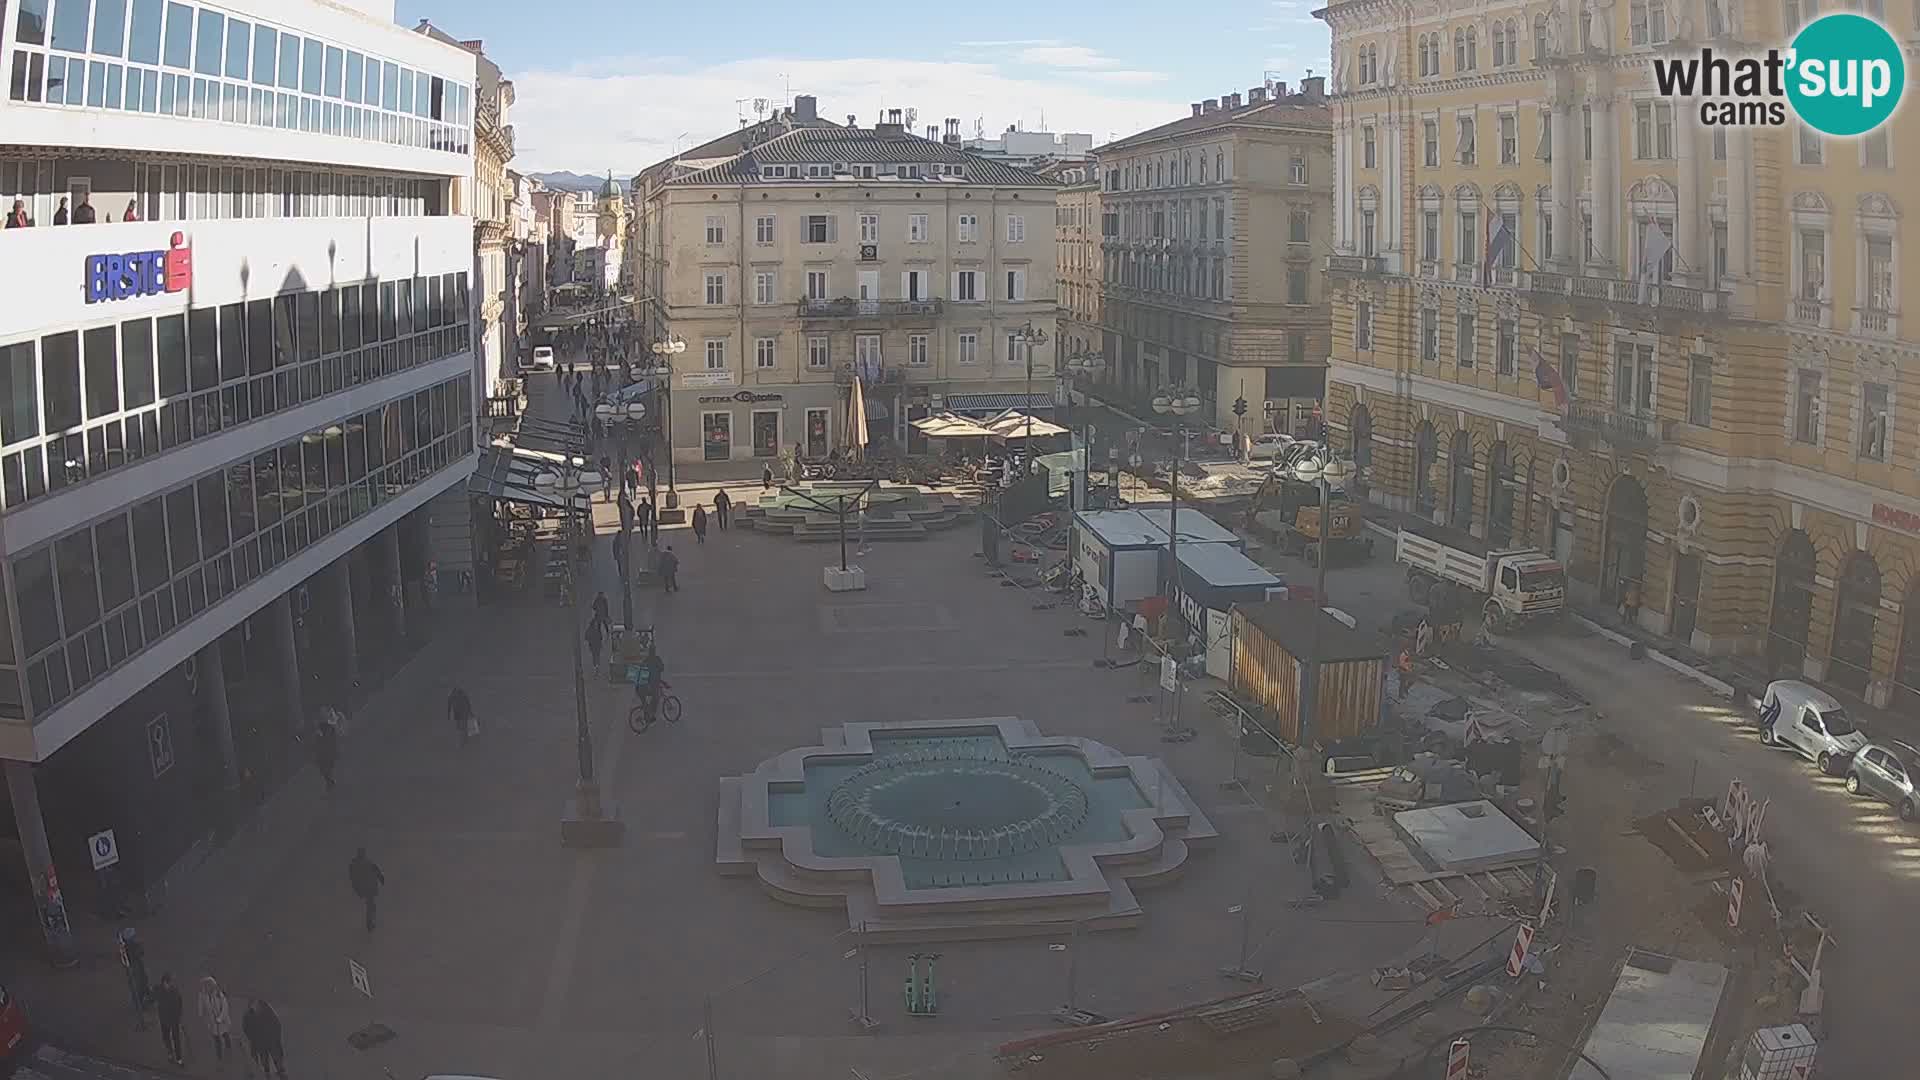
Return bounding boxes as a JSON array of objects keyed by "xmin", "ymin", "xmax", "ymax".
[
  {"xmin": 9, "ymin": 0, "xmax": 472, "ymax": 155},
  {"xmin": 0, "ymin": 154, "xmax": 439, "ymax": 228},
  {"xmin": 3, "ymin": 371, "xmax": 473, "ymax": 720},
  {"xmin": 0, "ymin": 271, "xmax": 470, "ymax": 509}
]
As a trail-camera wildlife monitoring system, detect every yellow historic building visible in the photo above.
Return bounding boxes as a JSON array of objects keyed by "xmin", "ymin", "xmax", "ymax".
[
  {"xmin": 1047, "ymin": 162, "xmax": 1104, "ymax": 367},
  {"xmin": 1317, "ymin": 0, "xmax": 1920, "ymax": 708}
]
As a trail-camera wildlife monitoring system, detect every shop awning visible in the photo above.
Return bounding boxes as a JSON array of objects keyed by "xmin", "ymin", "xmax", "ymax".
[
  {"xmin": 943, "ymin": 393, "xmax": 1056, "ymax": 416},
  {"xmin": 910, "ymin": 413, "xmax": 997, "ymax": 438},
  {"xmin": 983, "ymin": 411, "xmax": 1069, "ymax": 439},
  {"xmin": 469, "ymin": 447, "xmax": 593, "ymax": 513}
]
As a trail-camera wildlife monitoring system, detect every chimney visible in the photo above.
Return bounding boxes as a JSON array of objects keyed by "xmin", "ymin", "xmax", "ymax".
[
  {"xmin": 1191, "ymin": 102, "xmax": 1203, "ymax": 117},
  {"xmin": 793, "ymin": 94, "xmax": 817, "ymax": 122},
  {"xmin": 876, "ymin": 108, "xmax": 906, "ymax": 136},
  {"xmin": 1228, "ymin": 92, "xmax": 1243, "ymax": 108},
  {"xmin": 1202, "ymin": 99, "xmax": 1218, "ymax": 113},
  {"xmin": 1249, "ymin": 86, "xmax": 1267, "ymax": 103},
  {"xmin": 927, "ymin": 124, "xmax": 939, "ymax": 141},
  {"xmin": 944, "ymin": 118, "xmax": 962, "ymax": 145},
  {"xmin": 1272, "ymin": 80, "xmax": 1288, "ymax": 98},
  {"xmin": 1299, "ymin": 76, "xmax": 1325, "ymax": 100},
  {"xmin": 848, "ymin": 114, "xmax": 857, "ymax": 127}
]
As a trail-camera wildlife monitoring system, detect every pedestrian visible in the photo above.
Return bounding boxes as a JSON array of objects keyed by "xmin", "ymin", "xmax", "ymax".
[
  {"xmin": 598, "ymin": 455, "xmax": 614, "ymax": 501},
  {"xmin": 1395, "ymin": 648, "xmax": 1416, "ymax": 701},
  {"xmin": 658, "ymin": 545, "xmax": 680, "ymax": 592},
  {"xmin": 312, "ymin": 712, "xmax": 339, "ymax": 791},
  {"xmin": 118, "ymin": 927, "xmax": 151, "ymax": 1027},
  {"xmin": 448, "ymin": 684, "xmax": 475, "ymax": 745},
  {"xmin": 154, "ymin": 973, "xmax": 185, "ymax": 1065},
  {"xmin": 762, "ymin": 463, "xmax": 775, "ymax": 490},
  {"xmin": 197, "ymin": 976, "xmax": 232, "ymax": 1064},
  {"xmin": 52, "ymin": 196, "xmax": 68, "ymax": 225},
  {"xmin": 638, "ymin": 496, "xmax": 655, "ymax": 547},
  {"xmin": 713, "ymin": 489, "xmax": 732, "ymax": 529},
  {"xmin": 241, "ymin": 1000, "xmax": 286, "ymax": 1079},
  {"xmin": 71, "ymin": 194, "xmax": 96, "ymax": 224},
  {"xmin": 691, "ymin": 504, "xmax": 708, "ymax": 543},
  {"xmin": 123, "ymin": 198, "xmax": 141, "ymax": 222},
  {"xmin": 5, "ymin": 199, "xmax": 29, "ymax": 227},
  {"xmin": 618, "ymin": 489, "xmax": 633, "ymax": 536},
  {"xmin": 348, "ymin": 847, "xmax": 384, "ymax": 933},
  {"xmin": 592, "ymin": 591, "xmax": 611, "ymax": 630}
]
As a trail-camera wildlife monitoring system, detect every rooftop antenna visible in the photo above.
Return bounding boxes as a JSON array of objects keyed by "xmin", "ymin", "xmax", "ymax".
[
  {"xmin": 778, "ymin": 72, "xmax": 792, "ymax": 107},
  {"xmin": 974, "ymin": 116, "xmax": 984, "ymax": 139},
  {"xmin": 1038, "ymin": 109, "xmax": 1047, "ymax": 131},
  {"xmin": 753, "ymin": 97, "xmax": 769, "ymax": 120}
]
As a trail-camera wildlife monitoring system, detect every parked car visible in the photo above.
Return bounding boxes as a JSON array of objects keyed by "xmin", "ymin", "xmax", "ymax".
[
  {"xmin": 1845, "ymin": 740, "xmax": 1920, "ymax": 820},
  {"xmin": 1758, "ymin": 679, "xmax": 1867, "ymax": 774},
  {"xmin": 1248, "ymin": 433, "xmax": 1295, "ymax": 461},
  {"xmin": 529, "ymin": 345, "xmax": 556, "ymax": 371}
]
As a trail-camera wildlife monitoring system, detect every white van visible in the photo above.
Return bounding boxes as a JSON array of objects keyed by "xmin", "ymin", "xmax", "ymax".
[
  {"xmin": 1759, "ymin": 679, "xmax": 1867, "ymax": 775},
  {"xmin": 530, "ymin": 345, "xmax": 556, "ymax": 371}
]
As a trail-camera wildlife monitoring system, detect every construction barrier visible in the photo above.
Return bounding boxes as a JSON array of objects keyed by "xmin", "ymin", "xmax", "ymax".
[
  {"xmin": 1507, "ymin": 923, "xmax": 1535, "ymax": 978},
  {"xmin": 1446, "ymin": 1038, "xmax": 1471, "ymax": 1080}
]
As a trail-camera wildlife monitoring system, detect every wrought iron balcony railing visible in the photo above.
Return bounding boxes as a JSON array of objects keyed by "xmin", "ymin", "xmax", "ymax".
[
  {"xmin": 797, "ymin": 298, "xmax": 944, "ymax": 319},
  {"xmin": 1563, "ymin": 402, "xmax": 1665, "ymax": 449}
]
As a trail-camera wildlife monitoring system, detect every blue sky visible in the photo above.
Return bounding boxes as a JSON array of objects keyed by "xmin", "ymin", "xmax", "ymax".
[{"xmin": 397, "ymin": 0, "xmax": 1330, "ymax": 173}]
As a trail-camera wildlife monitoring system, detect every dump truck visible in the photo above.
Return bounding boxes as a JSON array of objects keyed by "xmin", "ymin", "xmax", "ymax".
[
  {"xmin": 1246, "ymin": 473, "xmax": 1373, "ymax": 567},
  {"xmin": 1395, "ymin": 522, "xmax": 1565, "ymax": 631}
]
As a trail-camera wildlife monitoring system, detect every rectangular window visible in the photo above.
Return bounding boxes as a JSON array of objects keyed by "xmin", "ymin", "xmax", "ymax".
[
  {"xmin": 1362, "ymin": 209, "xmax": 1377, "ymax": 256},
  {"xmin": 1422, "ymin": 211, "xmax": 1439, "ymax": 261},
  {"xmin": 909, "ymin": 213, "xmax": 929, "ymax": 242},
  {"xmin": 755, "ymin": 337, "xmax": 776, "ymax": 370},
  {"xmin": 908, "ymin": 334, "xmax": 928, "ymax": 365},
  {"xmin": 1458, "ymin": 212, "xmax": 1478, "ymax": 265},
  {"xmin": 1423, "ymin": 119, "xmax": 1439, "ymax": 167},
  {"xmin": 805, "ymin": 270, "xmax": 828, "ymax": 300},
  {"xmin": 1420, "ymin": 309, "xmax": 1439, "ymax": 362},
  {"xmin": 1456, "ymin": 312, "xmax": 1476, "ymax": 368},
  {"xmin": 1799, "ymin": 125, "xmax": 1822, "ymax": 164},
  {"xmin": 1861, "ymin": 380, "xmax": 1890, "ymax": 460},
  {"xmin": 1286, "ymin": 268, "xmax": 1307, "ymax": 304},
  {"xmin": 1497, "ymin": 319, "xmax": 1517, "ymax": 374},
  {"xmin": 162, "ymin": 2, "xmax": 191, "ymax": 69},
  {"xmin": 956, "ymin": 271, "xmax": 980, "ymax": 301},
  {"xmin": 1362, "ymin": 125, "xmax": 1377, "ymax": 169},
  {"xmin": 754, "ymin": 271, "xmax": 775, "ymax": 305},
  {"xmin": 277, "ymin": 32, "xmax": 298, "ymax": 90},
  {"xmin": 704, "ymin": 340, "xmax": 725, "ymax": 370},
  {"xmin": 1614, "ymin": 342, "xmax": 1656, "ymax": 415},
  {"xmin": 0, "ymin": 343, "xmax": 37, "ymax": 448},
  {"xmin": 1799, "ymin": 228, "xmax": 1826, "ymax": 298},
  {"xmin": 1007, "ymin": 215, "xmax": 1026, "ymax": 242},
  {"xmin": 807, "ymin": 336, "xmax": 829, "ymax": 369},
  {"xmin": 251, "ymin": 25, "xmax": 274, "ymax": 85},
  {"xmin": 1582, "ymin": 104, "xmax": 1593, "ymax": 160},
  {"xmin": 754, "ymin": 214, "xmax": 774, "ymax": 244},
  {"xmin": 1688, "ymin": 355, "xmax": 1714, "ymax": 426},
  {"xmin": 120, "ymin": 319, "xmax": 154, "ymax": 409},
  {"xmin": 1457, "ymin": 116, "xmax": 1476, "ymax": 165},
  {"xmin": 1795, "ymin": 369, "xmax": 1821, "ymax": 443},
  {"xmin": 1356, "ymin": 300, "xmax": 1373, "ymax": 350},
  {"xmin": 704, "ymin": 272, "xmax": 725, "ymax": 305},
  {"xmin": 1289, "ymin": 154, "xmax": 1306, "ymax": 183},
  {"xmin": 858, "ymin": 213, "xmax": 879, "ymax": 243},
  {"xmin": 128, "ymin": 0, "xmax": 162, "ymax": 63},
  {"xmin": 345, "ymin": 51, "xmax": 361, "ymax": 103},
  {"xmin": 957, "ymin": 333, "xmax": 978, "ymax": 364},
  {"xmin": 1866, "ymin": 236, "xmax": 1894, "ymax": 313},
  {"xmin": 83, "ymin": 326, "xmax": 118, "ymax": 420},
  {"xmin": 705, "ymin": 215, "xmax": 724, "ymax": 245},
  {"xmin": 51, "ymin": 0, "xmax": 91, "ymax": 51},
  {"xmin": 804, "ymin": 214, "xmax": 834, "ymax": 243},
  {"xmin": 94, "ymin": 0, "xmax": 128, "ymax": 57},
  {"xmin": 323, "ymin": 46, "xmax": 342, "ymax": 98},
  {"xmin": 1500, "ymin": 113, "xmax": 1518, "ymax": 164},
  {"xmin": 155, "ymin": 314, "xmax": 186, "ymax": 396},
  {"xmin": 1289, "ymin": 209, "xmax": 1309, "ymax": 243},
  {"xmin": 40, "ymin": 331, "xmax": 80, "ymax": 433},
  {"xmin": 1004, "ymin": 268, "xmax": 1026, "ymax": 301},
  {"xmin": 1560, "ymin": 333, "xmax": 1580, "ymax": 398},
  {"xmin": 1864, "ymin": 130, "xmax": 1891, "ymax": 168},
  {"xmin": 957, "ymin": 214, "xmax": 978, "ymax": 242}
]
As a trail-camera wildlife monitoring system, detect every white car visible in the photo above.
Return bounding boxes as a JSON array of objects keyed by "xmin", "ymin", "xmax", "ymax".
[
  {"xmin": 1248, "ymin": 433, "xmax": 1295, "ymax": 461},
  {"xmin": 1759, "ymin": 679, "xmax": 1868, "ymax": 774},
  {"xmin": 529, "ymin": 345, "xmax": 556, "ymax": 371}
]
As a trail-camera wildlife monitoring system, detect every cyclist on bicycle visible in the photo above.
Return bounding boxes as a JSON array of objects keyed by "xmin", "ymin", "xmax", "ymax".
[{"xmin": 629, "ymin": 645, "xmax": 667, "ymax": 724}]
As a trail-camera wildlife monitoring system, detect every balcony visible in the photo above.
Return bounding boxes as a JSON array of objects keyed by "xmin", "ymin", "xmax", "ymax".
[
  {"xmin": 833, "ymin": 364, "xmax": 909, "ymax": 386},
  {"xmin": 1523, "ymin": 270, "xmax": 1727, "ymax": 316},
  {"xmin": 1858, "ymin": 306, "xmax": 1894, "ymax": 335},
  {"xmin": 797, "ymin": 298, "xmax": 944, "ymax": 320},
  {"xmin": 1563, "ymin": 402, "xmax": 1665, "ymax": 451},
  {"xmin": 1791, "ymin": 297, "xmax": 1827, "ymax": 326},
  {"xmin": 1326, "ymin": 253, "xmax": 1384, "ymax": 275}
]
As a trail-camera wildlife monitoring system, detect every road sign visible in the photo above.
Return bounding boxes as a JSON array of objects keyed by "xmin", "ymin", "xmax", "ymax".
[
  {"xmin": 348, "ymin": 958, "xmax": 370, "ymax": 998},
  {"xmin": 1728, "ymin": 878, "xmax": 1744, "ymax": 928},
  {"xmin": 1446, "ymin": 1038, "xmax": 1470, "ymax": 1080},
  {"xmin": 1160, "ymin": 655, "xmax": 1178, "ymax": 692},
  {"xmin": 87, "ymin": 829, "xmax": 119, "ymax": 871},
  {"xmin": 1507, "ymin": 924, "xmax": 1535, "ymax": 978}
]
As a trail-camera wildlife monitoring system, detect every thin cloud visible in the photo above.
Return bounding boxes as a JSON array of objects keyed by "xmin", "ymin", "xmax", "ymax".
[{"xmin": 1085, "ymin": 70, "xmax": 1172, "ymax": 85}]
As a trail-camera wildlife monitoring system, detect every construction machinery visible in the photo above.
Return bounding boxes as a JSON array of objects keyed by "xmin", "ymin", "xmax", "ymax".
[{"xmin": 1246, "ymin": 472, "xmax": 1373, "ymax": 567}]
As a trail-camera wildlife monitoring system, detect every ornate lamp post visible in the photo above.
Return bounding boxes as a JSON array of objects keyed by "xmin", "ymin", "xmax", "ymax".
[
  {"xmin": 594, "ymin": 398, "xmax": 647, "ymax": 632},
  {"xmin": 1013, "ymin": 321, "xmax": 1050, "ymax": 468},
  {"xmin": 536, "ymin": 453, "xmax": 621, "ymax": 847},
  {"xmin": 1064, "ymin": 350, "xmax": 1106, "ymax": 507},
  {"xmin": 1152, "ymin": 388, "xmax": 1201, "ymax": 737},
  {"xmin": 649, "ymin": 336, "xmax": 687, "ymax": 508}
]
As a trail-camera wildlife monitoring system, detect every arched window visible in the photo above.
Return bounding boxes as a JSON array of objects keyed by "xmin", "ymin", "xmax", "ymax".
[
  {"xmin": 1454, "ymin": 28, "xmax": 1467, "ymax": 70},
  {"xmin": 1534, "ymin": 13, "xmax": 1549, "ymax": 58},
  {"xmin": 1506, "ymin": 19, "xmax": 1520, "ymax": 63},
  {"xmin": 1491, "ymin": 22, "xmax": 1506, "ymax": 66},
  {"xmin": 1466, "ymin": 27, "xmax": 1478, "ymax": 69}
]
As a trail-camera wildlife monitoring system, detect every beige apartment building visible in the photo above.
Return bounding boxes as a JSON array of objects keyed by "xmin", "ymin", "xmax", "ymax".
[
  {"xmin": 1092, "ymin": 82, "xmax": 1333, "ymax": 435},
  {"xmin": 637, "ymin": 116, "xmax": 1059, "ymax": 463},
  {"xmin": 1045, "ymin": 161, "xmax": 1103, "ymax": 366},
  {"xmin": 1318, "ymin": 0, "xmax": 1920, "ymax": 707}
]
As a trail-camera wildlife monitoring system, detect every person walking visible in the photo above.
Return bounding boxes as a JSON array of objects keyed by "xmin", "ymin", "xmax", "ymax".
[
  {"xmin": 585, "ymin": 613, "xmax": 606, "ymax": 670},
  {"xmin": 241, "ymin": 1000, "xmax": 286, "ymax": 1079},
  {"xmin": 154, "ymin": 973, "xmax": 185, "ymax": 1065},
  {"xmin": 312, "ymin": 713, "xmax": 339, "ymax": 791},
  {"xmin": 713, "ymin": 489, "xmax": 732, "ymax": 530},
  {"xmin": 196, "ymin": 976, "xmax": 233, "ymax": 1064},
  {"xmin": 658, "ymin": 545, "xmax": 680, "ymax": 592},
  {"xmin": 638, "ymin": 496, "xmax": 655, "ymax": 547},
  {"xmin": 691, "ymin": 505, "xmax": 708, "ymax": 544},
  {"xmin": 598, "ymin": 455, "xmax": 614, "ymax": 501},
  {"xmin": 448, "ymin": 685, "xmax": 475, "ymax": 745},
  {"xmin": 762, "ymin": 463, "xmax": 775, "ymax": 491},
  {"xmin": 592, "ymin": 591, "xmax": 611, "ymax": 630},
  {"xmin": 118, "ymin": 927, "xmax": 151, "ymax": 1028},
  {"xmin": 348, "ymin": 847, "xmax": 385, "ymax": 932}
]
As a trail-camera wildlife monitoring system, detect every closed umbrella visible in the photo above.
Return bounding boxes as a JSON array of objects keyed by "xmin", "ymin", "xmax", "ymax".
[{"xmin": 848, "ymin": 375, "xmax": 870, "ymax": 461}]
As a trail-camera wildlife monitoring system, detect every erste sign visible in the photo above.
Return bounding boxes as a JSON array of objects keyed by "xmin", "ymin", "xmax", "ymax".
[{"xmin": 85, "ymin": 232, "xmax": 193, "ymax": 304}]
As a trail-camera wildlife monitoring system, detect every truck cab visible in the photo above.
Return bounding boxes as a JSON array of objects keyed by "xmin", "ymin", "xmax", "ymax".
[{"xmin": 1492, "ymin": 553, "xmax": 1566, "ymax": 624}]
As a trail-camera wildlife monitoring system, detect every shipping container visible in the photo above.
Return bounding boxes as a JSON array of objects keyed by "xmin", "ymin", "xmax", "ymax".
[{"xmin": 1231, "ymin": 599, "xmax": 1388, "ymax": 748}]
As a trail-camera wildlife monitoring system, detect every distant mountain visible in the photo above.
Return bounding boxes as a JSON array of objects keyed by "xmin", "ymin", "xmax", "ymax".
[{"xmin": 528, "ymin": 170, "xmax": 626, "ymax": 194}]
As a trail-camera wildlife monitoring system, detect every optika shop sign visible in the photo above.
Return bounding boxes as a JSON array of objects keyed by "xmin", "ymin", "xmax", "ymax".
[
  {"xmin": 1653, "ymin": 14, "xmax": 1905, "ymax": 136},
  {"xmin": 84, "ymin": 232, "xmax": 194, "ymax": 304}
]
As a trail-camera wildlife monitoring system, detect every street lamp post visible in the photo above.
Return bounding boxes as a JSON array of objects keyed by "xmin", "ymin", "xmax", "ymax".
[
  {"xmin": 1066, "ymin": 351, "xmax": 1107, "ymax": 507},
  {"xmin": 649, "ymin": 336, "xmax": 687, "ymax": 508},
  {"xmin": 1014, "ymin": 321, "xmax": 1050, "ymax": 470},
  {"xmin": 1152, "ymin": 388, "xmax": 1200, "ymax": 738},
  {"xmin": 595, "ymin": 399, "xmax": 648, "ymax": 633},
  {"xmin": 536, "ymin": 450, "xmax": 621, "ymax": 847}
]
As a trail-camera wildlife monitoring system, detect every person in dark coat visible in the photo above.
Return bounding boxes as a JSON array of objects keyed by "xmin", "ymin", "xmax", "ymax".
[
  {"xmin": 312, "ymin": 715, "xmax": 339, "ymax": 791},
  {"xmin": 658, "ymin": 545, "xmax": 680, "ymax": 592},
  {"xmin": 51, "ymin": 196, "xmax": 67, "ymax": 225},
  {"xmin": 762, "ymin": 463, "xmax": 775, "ymax": 490},
  {"xmin": 638, "ymin": 497, "xmax": 655, "ymax": 546},
  {"xmin": 154, "ymin": 973, "xmax": 185, "ymax": 1065},
  {"xmin": 71, "ymin": 194, "xmax": 96, "ymax": 224},
  {"xmin": 5, "ymin": 199, "xmax": 29, "ymax": 227},
  {"xmin": 241, "ymin": 999, "xmax": 286, "ymax": 1079},
  {"xmin": 119, "ymin": 927, "xmax": 151, "ymax": 1025},
  {"xmin": 713, "ymin": 489, "xmax": 732, "ymax": 530},
  {"xmin": 690, "ymin": 505, "xmax": 708, "ymax": 543},
  {"xmin": 349, "ymin": 847, "xmax": 385, "ymax": 932},
  {"xmin": 448, "ymin": 685, "xmax": 474, "ymax": 745}
]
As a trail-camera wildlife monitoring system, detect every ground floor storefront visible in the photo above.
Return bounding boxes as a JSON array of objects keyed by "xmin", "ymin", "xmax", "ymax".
[
  {"xmin": 1099, "ymin": 329, "xmax": 1326, "ymax": 437},
  {"xmin": 666, "ymin": 379, "xmax": 1050, "ymax": 463},
  {"xmin": 1327, "ymin": 377, "xmax": 1920, "ymax": 711}
]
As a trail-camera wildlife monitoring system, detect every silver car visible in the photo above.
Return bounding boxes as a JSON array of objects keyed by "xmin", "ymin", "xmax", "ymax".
[
  {"xmin": 1845, "ymin": 740, "xmax": 1920, "ymax": 821},
  {"xmin": 1759, "ymin": 679, "xmax": 1867, "ymax": 775}
]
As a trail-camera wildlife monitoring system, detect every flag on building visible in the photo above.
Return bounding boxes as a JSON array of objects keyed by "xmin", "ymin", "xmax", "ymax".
[
  {"xmin": 1636, "ymin": 220, "xmax": 1673, "ymax": 303},
  {"xmin": 1532, "ymin": 349, "xmax": 1569, "ymax": 410},
  {"xmin": 1482, "ymin": 215, "xmax": 1513, "ymax": 286}
]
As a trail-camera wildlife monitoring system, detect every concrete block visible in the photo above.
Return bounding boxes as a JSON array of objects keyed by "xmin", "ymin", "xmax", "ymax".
[{"xmin": 824, "ymin": 566, "xmax": 867, "ymax": 592}]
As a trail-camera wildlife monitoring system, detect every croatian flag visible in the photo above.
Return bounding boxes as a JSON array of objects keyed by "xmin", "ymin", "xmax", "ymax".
[
  {"xmin": 1482, "ymin": 215, "xmax": 1513, "ymax": 287},
  {"xmin": 1532, "ymin": 349, "xmax": 1568, "ymax": 410}
]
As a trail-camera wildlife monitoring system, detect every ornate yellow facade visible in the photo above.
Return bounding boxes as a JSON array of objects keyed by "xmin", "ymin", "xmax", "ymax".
[{"xmin": 1318, "ymin": 0, "xmax": 1920, "ymax": 708}]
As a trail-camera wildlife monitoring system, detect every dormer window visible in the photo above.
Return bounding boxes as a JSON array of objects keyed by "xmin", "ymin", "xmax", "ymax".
[
  {"xmin": 805, "ymin": 164, "xmax": 832, "ymax": 178},
  {"xmin": 853, "ymin": 164, "xmax": 875, "ymax": 179},
  {"xmin": 761, "ymin": 165, "xmax": 789, "ymax": 179},
  {"xmin": 896, "ymin": 164, "xmax": 922, "ymax": 179}
]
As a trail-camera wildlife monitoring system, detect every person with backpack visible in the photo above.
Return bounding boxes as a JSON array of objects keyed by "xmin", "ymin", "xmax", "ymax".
[{"xmin": 348, "ymin": 848, "xmax": 385, "ymax": 933}]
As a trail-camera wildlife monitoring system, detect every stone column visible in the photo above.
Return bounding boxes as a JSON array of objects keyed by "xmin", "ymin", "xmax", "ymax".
[
  {"xmin": 1550, "ymin": 91, "xmax": 1577, "ymax": 270},
  {"xmin": 266, "ymin": 593, "xmax": 304, "ymax": 739},
  {"xmin": 195, "ymin": 640, "xmax": 236, "ymax": 792},
  {"xmin": 5, "ymin": 760, "xmax": 73, "ymax": 963},
  {"xmin": 1676, "ymin": 99, "xmax": 1701, "ymax": 283},
  {"xmin": 380, "ymin": 525, "xmax": 405, "ymax": 644},
  {"xmin": 1384, "ymin": 112, "xmax": 1403, "ymax": 260},
  {"xmin": 327, "ymin": 559, "xmax": 358, "ymax": 707},
  {"xmin": 1591, "ymin": 95, "xmax": 1619, "ymax": 273},
  {"xmin": 1334, "ymin": 115, "xmax": 1351, "ymax": 253}
]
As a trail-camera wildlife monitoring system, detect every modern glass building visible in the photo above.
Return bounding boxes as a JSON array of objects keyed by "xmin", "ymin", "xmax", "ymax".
[{"xmin": 0, "ymin": 0, "xmax": 478, "ymax": 947}]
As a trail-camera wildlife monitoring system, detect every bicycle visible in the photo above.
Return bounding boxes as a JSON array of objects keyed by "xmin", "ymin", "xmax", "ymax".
[{"xmin": 627, "ymin": 689, "xmax": 683, "ymax": 732}]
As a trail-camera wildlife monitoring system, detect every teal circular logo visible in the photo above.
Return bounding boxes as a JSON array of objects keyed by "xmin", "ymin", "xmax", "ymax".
[{"xmin": 1786, "ymin": 14, "xmax": 1904, "ymax": 137}]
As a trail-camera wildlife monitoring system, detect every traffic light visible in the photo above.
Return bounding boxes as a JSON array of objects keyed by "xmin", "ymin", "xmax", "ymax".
[{"xmin": 1232, "ymin": 396, "xmax": 1248, "ymax": 418}]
